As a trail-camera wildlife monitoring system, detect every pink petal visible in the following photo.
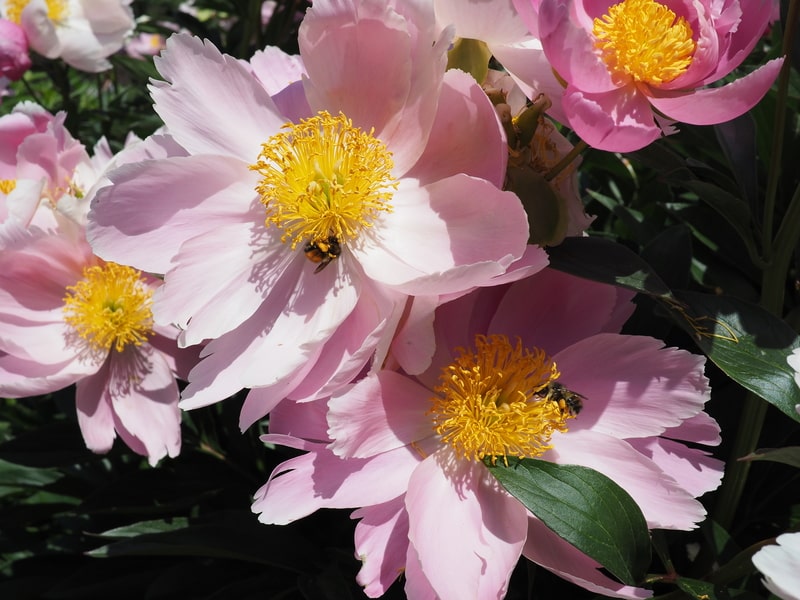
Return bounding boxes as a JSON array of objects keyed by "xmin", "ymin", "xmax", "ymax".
[
  {"xmin": 268, "ymin": 397, "xmax": 332, "ymax": 441},
  {"xmin": 151, "ymin": 33, "xmax": 286, "ymax": 161},
  {"xmin": 253, "ymin": 442, "xmax": 421, "ymax": 525},
  {"xmin": 357, "ymin": 175, "xmax": 527, "ymax": 295},
  {"xmin": 552, "ymin": 334, "xmax": 709, "ymax": 439},
  {"xmin": 662, "ymin": 411, "xmax": 721, "ymax": 445},
  {"xmin": 488, "ymin": 268, "xmax": 630, "ymax": 357},
  {"xmin": 405, "ymin": 69, "xmax": 507, "ymax": 188},
  {"xmin": 300, "ymin": 0, "xmax": 448, "ymax": 175},
  {"xmin": 107, "ymin": 346, "xmax": 182, "ymax": 466},
  {"xmin": 327, "ymin": 371, "xmax": 433, "ymax": 459},
  {"xmin": 403, "ymin": 544, "xmax": 440, "ymax": 600},
  {"xmin": 563, "ymin": 86, "xmax": 662, "ymax": 152},
  {"xmin": 648, "ymin": 58, "xmax": 784, "ymax": 125},
  {"xmin": 75, "ymin": 360, "xmax": 117, "ymax": 454},
  {"xmin": 88, "ymin": 155, "xmax": 260, "ymax": 275},
  {"xmin": 406, "ymin": 451, "xmax": 527, "ymax": 599},
  {"xmin": 152, "ymin": 218, "xmax": 287, "ymax": 344},
  {"xmin": 248, "ymin": 46, "xmax": 306, "ymax": 96},
  {"xmin": 352, "ymin": 497, "xmax": 409, "ymax": 597},
  {"xmin": 627, "ymin": 437, "xmax": 723, "ymax": 498},
  {"xmin": 538, "ymin": 0, "xmax": 617, "ymax": 93},
  {"xmin": 389, "ymin": 295, "xmax": 438, "ymax": 375},
  {"xmin": 523, "ymin": 517, "xmax": 653, "ymax": 599},
  {"xmin": 548, "ymin": 429, "xmax": 708, "ymax": 529},
  {"xmin": 435, "ymin": 0, "xmax": 532, "ymax": 43}
]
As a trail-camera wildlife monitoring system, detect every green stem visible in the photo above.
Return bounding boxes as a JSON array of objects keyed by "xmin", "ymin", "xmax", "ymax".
[{"xmin": 711, "ymin": 0, "xmax": 800, "ymax": 531}]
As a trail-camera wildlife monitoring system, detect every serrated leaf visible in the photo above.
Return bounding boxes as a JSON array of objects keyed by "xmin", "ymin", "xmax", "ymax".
[
  {"xmin": 740, "ymin": 446, "xmax": 800, "ymax": 468},
  {"xmin": 486, "ymin": 458, "xmax": 651, "ymax": 586}
]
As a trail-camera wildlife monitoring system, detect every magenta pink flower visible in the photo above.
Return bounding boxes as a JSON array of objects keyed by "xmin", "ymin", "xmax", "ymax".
[
  {"xmin": 0, "ymin": 18, "xmax": 31, "ymax": 81},
  {"xmin": 523, "ymin": 0, "xmax": 784, "ymax": 151},
  {"xmin": 88, "ymin": 0, "xmax": 541, "ymax": 430},
  {"xmin": 253, "ymin": 268, "xmax": 723, "ymax": 598},
  {"xmin": 0, "ymin": 223, "xmax": 198, "ymax": 465}
]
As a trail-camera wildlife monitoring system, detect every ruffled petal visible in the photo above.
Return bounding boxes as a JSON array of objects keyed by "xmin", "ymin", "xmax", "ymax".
[
  {"xmin": 327, "ymin": 371, "xmax": 433, "ymax": 459},
  {"xmin": 406, "ymin": 451, "xmax": 527, "ymax": 599},
  {"xmin": 627, "ymin": 437, "xmax": 723, "ymax": 498},
  {"xmin": 352, "ymin": 497, "xmax": 409, "ymax": 597},
  {"xmin": 151, "ymin": 33, "xmax": 286, "ymax": 161}
]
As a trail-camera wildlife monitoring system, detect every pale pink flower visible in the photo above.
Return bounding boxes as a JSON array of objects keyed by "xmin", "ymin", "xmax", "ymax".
[
  {"xmin": 88, "ymin": 0, "xmax": 540, "ymax": 430},
  {"xmin": 124, "ymin": 32, "xmax": 166, "ymax": 59},
  {"xmin": 0, "ymin": 17, "xmax": 31, "ymax": 81},
  {"xmin": 253, "ymin": 268, "xmax": 723, "ymax": 598},
  {"xmin": 752, "ymin": 532, "xmax": 800, "ymax": 600},
  {"xmin": 0, "ymin": 221, "xmax": 197, "ymax": 465},
  {"xmin": 1, "ymin": 0, "xmax": 134, "ymax": 72},
  {"xmin": 523, "ymin": 0, "xmax": 785, "ymax": 151},
  {"xmin": 0, "ymin": 102, "xmax": 92, "ymax": 240}
]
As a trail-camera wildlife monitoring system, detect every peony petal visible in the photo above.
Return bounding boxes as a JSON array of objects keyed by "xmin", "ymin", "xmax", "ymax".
[
  {"xmin": 327, "ymin": 371, "xmax": 433, "ymax": 459},
  {"xmin": 523, "ymin": 517, "xmax": 653, "ymax": 599},
  {"xmin": 75, "ymin": 360, "xmax": 116, "ymax": 454},
  {"xmin": 406, "ymin": 450, "xmax": 527, "ymax": 599},
  {"xmin": 352, "ymin": 497, "xmax": 410, "ymax": 597},
  {"xmin": 151, "ymin": 33, "xmax": 286, "ymax": 161},
  {"xmin": 405, "ymin": 68, "xmax": 507, "ymax": 188},
  {"xmin": 752, "ymin": 532, "xmax": 800, "ymax": 600},
  {"xmin": 434, "ymin": 0, "xmax": 531, "ymax": 44},
  {"xmin": 552, "ymin": 334, "xmax": 709, "ymax": 439},
  {"xmin": 107, "ymin": 346, "xmax": 182, "ymax": 466},
  {"xmin": 538, "ymin": 0, "xmax": 617, "ymax": 93},
  {"xmin": 249, "ymin": 46, "xmax": 306, "ymax": 96},
  {"xmin": 648, "ymin": 58, "xmax": 784, "ymax": 126},
  {"xmin": 627, "ymin": 437, "xmax": 723, "ymax": 498},
  {"xmin": 562, "ymin": 86, "xmax": 662, "ymax": 152},
  {"xmin": 548, "ymin": 429, "xmax": 708, "ymax": 529},
  {"xmin": 88, "ymin": 155, "xmax": 261, "ymax": 275},
  {"xmin": 357, "ymin": 175, "xmax": 527, "ymax": 295},
  {"xmin": 253, "ymin": 442, "xmax": 421, "ymax": 525}
]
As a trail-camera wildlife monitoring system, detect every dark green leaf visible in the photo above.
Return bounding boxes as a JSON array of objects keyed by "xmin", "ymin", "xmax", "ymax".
[
  {"xmin": 486, "ymin": 458, "xmax": 651, "ymax": 586},
  {"xmin": 681, "ymin": 180, "xmax": 757, "ymax": 251}
]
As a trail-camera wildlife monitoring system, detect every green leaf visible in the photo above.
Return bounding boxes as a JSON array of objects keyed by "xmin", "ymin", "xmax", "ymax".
[
  {"xmin": 92, "ymin": 518, "xmax": 191, "ymax": 539},
  {"xmin": 740, "ymin": 446, "xmax": 800, "ymax": 468},
  {"xmin": 486, "ymin": 458, "xmax": 651, "ymax": 586},
  {"xmin": 668, "ymin": 290, "xmax": 800, "ymax": 423},
  {"xmin": 0, "ymin": 458, "xmax": 62, "ymax": 488}
]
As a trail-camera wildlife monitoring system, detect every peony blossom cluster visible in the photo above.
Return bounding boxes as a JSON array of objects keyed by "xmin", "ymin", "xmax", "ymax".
[{"xmin": 0, "ymin": 0, "xmax": 786, "ymax": 596}]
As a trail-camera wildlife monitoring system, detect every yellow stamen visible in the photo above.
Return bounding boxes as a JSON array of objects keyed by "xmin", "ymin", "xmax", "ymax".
[
  {"xmin": 429, "ymin": 334, "xmax": 574, "ymax": 465},
  {"xmin": 4, "ymin": 0, "xmax": 69, "ymax": 24},
  {"xmin": 0, "ymin": 179, "xmax": 16, "ymax": 194},
  {"xmin": 250, "ymin": 111, "xmax": 396, "ymax": 252},
  {"xmin": 593, "ymin": 0, "xmax": 695, "ymax": 86},
  {"xmin": 63, "ymin": 263, "xmax": 154, "ymax": 354}
]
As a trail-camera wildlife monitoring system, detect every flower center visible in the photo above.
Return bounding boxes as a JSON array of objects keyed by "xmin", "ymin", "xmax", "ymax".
[
  {"xmin": 251, "ymin": 111, "xmax": 396, "ymax": 262},
  {"xmin": 4, "ymin": 0, "xmax": 69, "ymax": 24},
  {"xmin": 63, "ymin": 263, "xmax": 154, "ymax": 354},
  {"xmin": 592, "ymin": 0, "xmax": 695, "ymax": 86},
  {"xmin": 0, "ymin": 179, "xmax": 16, "ymax": 194},
  {"xmin": 429, "ymin": 334, "xmax": 576, "ymax": 465}
]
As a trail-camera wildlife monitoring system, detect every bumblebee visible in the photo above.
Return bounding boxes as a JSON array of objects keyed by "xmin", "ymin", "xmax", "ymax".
[
  {"xmin": 538, "ymin": 381, "xmax": 585, "ymax": 417},
  {"xmin": 304, "ymin": 236, "xmax": 341, "ymax": 273}
]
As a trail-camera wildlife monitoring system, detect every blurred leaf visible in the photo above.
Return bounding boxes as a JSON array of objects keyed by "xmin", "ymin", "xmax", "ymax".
[
  {"xmin": 92, "ymin": 518, "xmax": 190, "ymax": 539},
  {"xmin": 715, "ymin": 114, "xmax": 759, "ymax": 207},
  {"xmin": 486, "ymin": 458, "xmax": 651, "ymax": 586},
  {"xmin": 740, "ymin": 446, "xmax": 800, "ymax": 468},
  {"xmin": 681, "ymin": 180, "xmax": 757, "ymax": 254},
  {"xmin": 0, "ymin": 459, "xmax": 62, "ymax": 488}
]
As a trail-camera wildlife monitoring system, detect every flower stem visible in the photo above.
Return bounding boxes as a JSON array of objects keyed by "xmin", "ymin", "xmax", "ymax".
[{"xmin": 544, "ymin": 139, "xmax": 588, "ymax": 182}]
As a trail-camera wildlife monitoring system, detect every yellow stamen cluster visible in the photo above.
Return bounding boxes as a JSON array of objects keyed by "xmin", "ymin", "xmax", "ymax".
[
  {"xmin": 251, "ymin": 111, "xmax": 396, "ymax": 251},
  {"xmin": 593, "ymin": 0, "xmax": 695, "ymax": 86},
  {"xmin": 4, "ymin": 0, "xmax": 69, "ymax": 24},
  {"xmin": 0, "ymin": 179, "xmax": 16, "ymax": 194},
  {"xmin": 429, "ymin": 334, "xmax": 573, "ymax": 465},
  {"xmin": 63, "ymin": 263, "xmax": 154, "ymax": 354}
]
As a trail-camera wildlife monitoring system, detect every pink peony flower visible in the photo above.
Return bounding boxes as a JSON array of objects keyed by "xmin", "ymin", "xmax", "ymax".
[
  {"xmin": 124, "ymin": 32, "xmax": 166, "ymax": 60},
  {"xmin": 0, "ymin": 102, "xmax": 93, "ymax": 239},
  {"xmin": 1, "ymin": 0, "xmax": 134, "ymax": 72},
  {"xmin": 253, "ymin": 268, "xmax": 724, "ymax": 598},
  {"xmin": 0, "ymin": 221, "xmax": 198, "ymax": 465},
  {"xmin": 523, "ymin": 0, "xmax": 784, "ymax": 151},
  {"xmin": 0, "ymin": 18, "xmax": 31, "ymax": 81},
  {"xmin": 751, "ymin": 532, "xmax": 800, "ymax": 600},
  {"xmin": 88, "ymin": 0, "xmax": 541, "ymax": 430}
]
